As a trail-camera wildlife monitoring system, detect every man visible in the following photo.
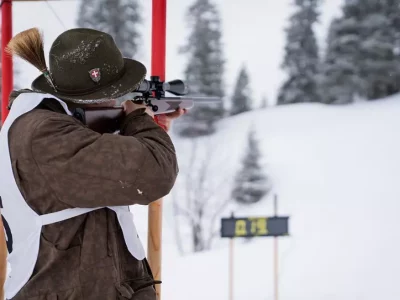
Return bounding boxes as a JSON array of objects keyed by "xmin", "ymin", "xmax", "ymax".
[{"xmin": 0, "ymin": 28, "xmax": 183, "ymax": 300}]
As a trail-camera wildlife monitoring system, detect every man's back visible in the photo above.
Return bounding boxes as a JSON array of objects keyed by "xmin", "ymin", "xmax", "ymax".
[{"xmin": 7, "ymin": 100, "xmax": 175, "ymax": 299}]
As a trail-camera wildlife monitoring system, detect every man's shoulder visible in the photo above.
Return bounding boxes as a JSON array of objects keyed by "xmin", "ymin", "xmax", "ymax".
[{"xmin": 10, "ymin": 104, "xmax": 82, "ymax": 143}]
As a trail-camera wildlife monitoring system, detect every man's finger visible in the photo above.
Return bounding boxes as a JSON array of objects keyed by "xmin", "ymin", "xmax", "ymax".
[{"xmin": 165, "ymin": 108, "xmax": 186, "ymax": 119}]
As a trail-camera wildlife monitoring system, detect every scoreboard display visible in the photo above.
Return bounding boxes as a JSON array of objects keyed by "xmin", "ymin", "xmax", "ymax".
[{"xmin": 220, "ymin": 216, "xmax": 289, "ymax": 238}]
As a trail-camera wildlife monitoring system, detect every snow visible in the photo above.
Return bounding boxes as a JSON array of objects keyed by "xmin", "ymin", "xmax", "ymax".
[
  {"xmin": 132, "ymin": 94, "xmax": 400, "ymax": 300},
  {"xmin": 58, "ymin": 39, "xmax": 102, "ymax": 64}
]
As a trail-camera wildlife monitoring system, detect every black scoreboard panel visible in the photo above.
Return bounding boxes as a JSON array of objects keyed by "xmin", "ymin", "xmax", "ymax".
[{"xmin": 220, "ymin": 216, "xmax": 289, "ymax": 238}]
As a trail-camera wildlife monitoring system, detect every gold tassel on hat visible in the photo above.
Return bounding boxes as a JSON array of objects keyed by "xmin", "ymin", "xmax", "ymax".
[{"xmin": 5, "ymin": 27, "xmax": 57, "ymax": 91}]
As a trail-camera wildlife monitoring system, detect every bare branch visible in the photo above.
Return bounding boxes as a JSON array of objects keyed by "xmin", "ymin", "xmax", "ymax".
[
  {"xmin": 174, "ymin": 136, "xmax": 234, "ymax": 252},
  {"xmin": 173, "ymin": 202, "xmax": 198, "ymax": 223},
  {"xmin": 205, "ymin": 196, "xmax": 232, "ymax": 248},
  {"xmin": 185, "ymin": 139, "xmax": 198, "ymax": 212}
]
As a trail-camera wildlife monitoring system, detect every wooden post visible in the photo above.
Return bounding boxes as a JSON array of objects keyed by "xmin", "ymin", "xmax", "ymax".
[
  {"xmin": 273, "ymin": 194, "xmax": 279, "ymax": 300},
  {"xmin": 147, "ymin": 1, "xmax": 167, "ymax": 300},
  {"xmin": 229, "ymin": 238, "xmax": 234, "ymax": 300},
  {"xmin": 147, "ymin": 200, "xmax": 163, "ymax": 299},
  {"xmin": 228, "ymin": 212, "xmax": 234, "ymax": 300}
]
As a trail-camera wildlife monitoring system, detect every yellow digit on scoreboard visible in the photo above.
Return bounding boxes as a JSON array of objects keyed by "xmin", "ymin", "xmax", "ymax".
[
  {"xmin": 234, "ymin": 220, "xmax": 247, "ymax": 236},
  {"xmin": 248, "ymin": 217, "xmax": 268, "ymax": 236},
  {"xmin": 256, "ymin": 218, "xmax": 268, "ymax": 235}
]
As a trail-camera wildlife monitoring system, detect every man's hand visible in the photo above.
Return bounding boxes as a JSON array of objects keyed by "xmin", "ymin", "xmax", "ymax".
[
  {"xmin": 122, "ymin": 100, "xmax": 186, "ymax": 132},
  {"xmin": 155, "ymin": 108, "xmax": 187, "ymax": 132},
  {"xmin": 122, "ymin": 100, "xmax": 155, "ymax": 118}
]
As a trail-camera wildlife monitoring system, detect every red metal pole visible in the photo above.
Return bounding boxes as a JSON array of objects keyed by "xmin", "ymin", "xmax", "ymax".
[
  {"xmin": 1, "ymin": 0, "xmax": 13, "ymax": 124},
  {"xmin": 151, "ymin": 0, "xmax": 166, "ymax": 81},
  {"xmin": 147, "ymin": 1, "xmax": 166, "ymax": 299},
  {"xmin": 0, "ymin": 2, "xmax": 12, "ymax": 296}
]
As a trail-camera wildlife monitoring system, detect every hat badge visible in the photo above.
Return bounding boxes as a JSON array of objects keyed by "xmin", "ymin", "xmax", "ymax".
[{"xmin": 89, "ymin": 68, "xmax": 101, "ymax": 83}]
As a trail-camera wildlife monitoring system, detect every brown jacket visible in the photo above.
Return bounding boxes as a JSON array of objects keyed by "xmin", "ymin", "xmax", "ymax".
[{"xmin": 6, "ymin": 99, "xmax": 178, "ymax": 300}]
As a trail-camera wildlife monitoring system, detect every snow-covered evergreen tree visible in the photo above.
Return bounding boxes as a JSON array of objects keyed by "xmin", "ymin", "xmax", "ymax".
[
  {"xmin": 232, "ymin": 128, "xmax": 270, "ymax": 205},
  {"xmin": 322, "ymin": 16, "xmax": 363, "ymax": 104},
  {"xmin": 358, "ymin": 0, "xmax": 400, "ymax": 99},
  {"xmin": 176, "ymin": 0, "xmax": 225, "ymax": 137},
  {"xmin": 323, "ymin": 0, "xmax": 400, "ymax": 103},
  {"xmin": 277, "ymin": 0, "xmax": 321, "ymax": 105},
  {"xmin": 77, "ymin": 0, "xmax": 142, "ymax": 58},
  {"xmin": 230, "ymin": 65, "xmax": 252, "ymax": 116}
]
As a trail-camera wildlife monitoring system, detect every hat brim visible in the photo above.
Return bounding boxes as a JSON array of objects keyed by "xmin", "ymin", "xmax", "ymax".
[{"xmin": 31, "ymin": 58, "xmax": 147, "ymax": 104}]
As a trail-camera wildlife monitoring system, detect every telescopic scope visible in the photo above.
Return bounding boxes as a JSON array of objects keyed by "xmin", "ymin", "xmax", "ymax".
[{"xmin": 135, "ymin": 76, "xmax": 188, "ymax": 96}]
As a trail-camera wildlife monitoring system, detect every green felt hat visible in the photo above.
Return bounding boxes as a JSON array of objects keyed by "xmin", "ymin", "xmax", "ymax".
[{"xmin": 31, "ymin": 28, "xmax": 146, "ymax": 103}]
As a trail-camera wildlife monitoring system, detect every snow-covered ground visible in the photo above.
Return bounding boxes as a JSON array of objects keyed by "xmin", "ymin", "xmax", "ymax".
[{"xmin": 133, "ymin": 94, "xmax": 400, "ymax": 300}]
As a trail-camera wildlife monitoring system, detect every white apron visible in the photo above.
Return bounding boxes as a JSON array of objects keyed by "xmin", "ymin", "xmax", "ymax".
[{"xmin": 0, "ymin": 93, "xmax": 146, "ymax": 299}]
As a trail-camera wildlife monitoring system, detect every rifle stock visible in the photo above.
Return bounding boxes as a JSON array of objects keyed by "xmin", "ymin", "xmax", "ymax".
[
  {"xmin": 72, "ymin": 107, "xmax": 124, "ymax": 134},
  {"xmin": 72, "ymin": 96, "xmax": 221, "ymax": 134}
]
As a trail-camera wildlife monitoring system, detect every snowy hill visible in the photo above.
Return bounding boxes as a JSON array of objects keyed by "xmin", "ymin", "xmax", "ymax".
[{"xmin": 132, "ymin": 95, "xmax": 400, "ymax": 300}]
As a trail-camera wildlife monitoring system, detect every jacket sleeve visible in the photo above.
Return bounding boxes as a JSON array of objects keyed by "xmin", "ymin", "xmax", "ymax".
[{"xmin": 31, "ymin": 108, "xmax": 178, "ymax": 208}]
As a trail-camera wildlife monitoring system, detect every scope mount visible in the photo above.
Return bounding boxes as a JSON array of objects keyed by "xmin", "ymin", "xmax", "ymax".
[
  {"xmin": 134, "ymin": 76, "xmax": 162, "ymax": 112},
  {"xmin": 147, "ymin": 76, "xmax": 164, "ymax": 100}
]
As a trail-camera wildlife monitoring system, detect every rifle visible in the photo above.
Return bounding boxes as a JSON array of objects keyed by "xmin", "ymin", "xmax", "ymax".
[
  {"xmin": 70, "ymin": 76, "xmax": 221, "ymax": 133},
  {"xmin": 9, "ymin": 76, "xmax": 221, "ymax": 134}
]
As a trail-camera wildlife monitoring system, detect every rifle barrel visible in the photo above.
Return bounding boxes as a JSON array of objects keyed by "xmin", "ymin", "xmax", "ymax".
[{"xmin": 156, "ymin": 96, "xmax": 222, "ymax": 103}]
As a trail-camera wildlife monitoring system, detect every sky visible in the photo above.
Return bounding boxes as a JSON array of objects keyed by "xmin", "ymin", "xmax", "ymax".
[{"xmin": 12, "ymin": 0, "xmax": 344, "ymax": 106}]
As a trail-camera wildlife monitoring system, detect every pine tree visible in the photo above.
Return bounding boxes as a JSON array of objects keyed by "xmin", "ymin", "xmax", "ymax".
[
  {"xmin": 322, "ymin": 17, "xmax": 363, "ymax": 104},
  {"xmin": 277, "ymin": 0, "xmax": 321, "ymax": 105},
  {"xmin": 230, "ymin": 65, "xmax": 252, "ymax": 116},
  {"xmin": 176, "ymin": 0, "xmax": 225, "ymax": 137},
  {"xmin": 358, "ymin": 0, "xmax": 400, "ymax": 99},
  {"xmin": 232, "ymin": 128, "xmax": 271, "ymax": 205},
  {"xmin": 77, "ymin": 0, "xmax": 142, "ymax": 58},
  {"xmin": 323, "ymin": 0, "xmax": 400, "ymax": 103}
]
